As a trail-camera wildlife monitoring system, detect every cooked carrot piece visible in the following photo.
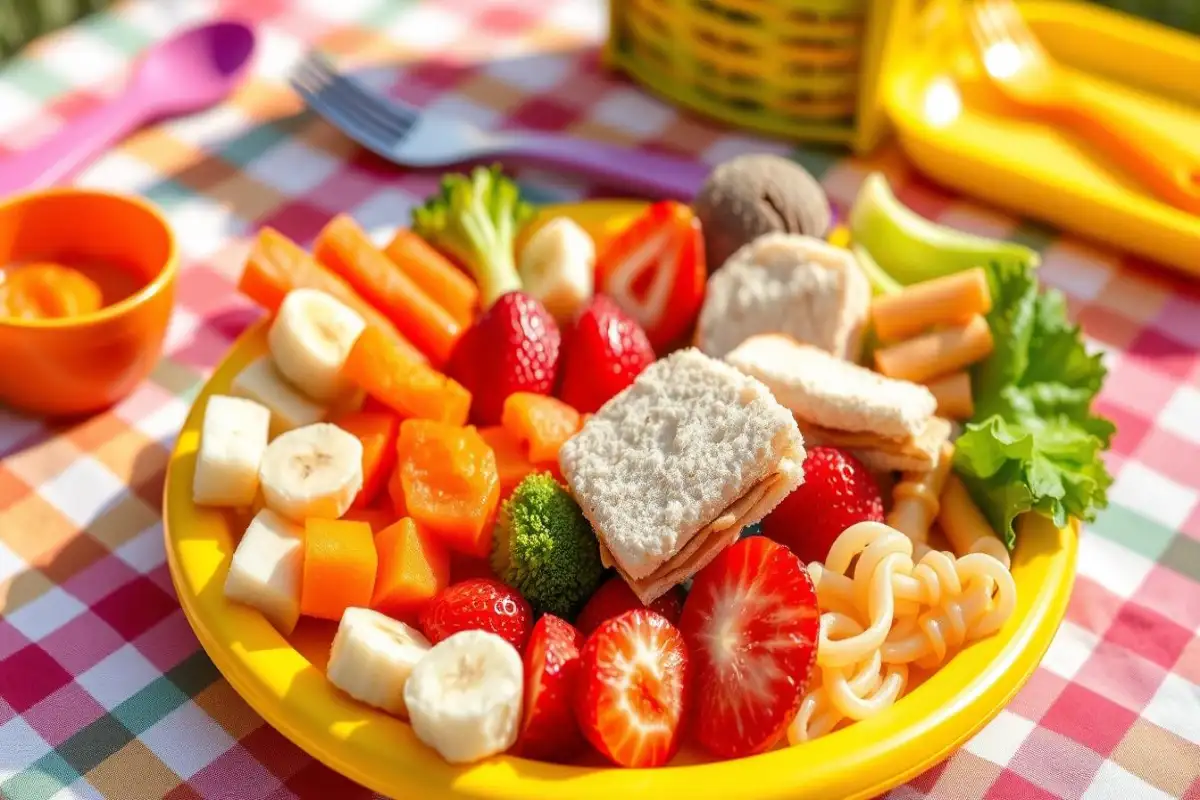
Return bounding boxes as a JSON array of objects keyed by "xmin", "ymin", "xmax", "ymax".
[
  {"xmin": 387, "ymin": 465, "xmax": 407, "ymax": 518},
  {"xmin": 342, "ymin": 326, "xmax": 471, "ymax": 425},
  {"xmin": 342, "ymin": 508, "xmax": 397, "ymax": 534},
  {"xmin": 371, "ymin": 517, "xmax": 450, "ymax": 621},
  {"xmin": 478, "ymin": 425, "xmax": 537, "ymax": 500},
  {"xmin": 500, "ymin": 393, "xmax": 582, "ymax": 463},
  {"xmin": 332, "ymin": 410, "xmax": 401, "ymax": 509},
  {"xmin": 396, "ymin": 420, "xmax": 500, "ymax": 558},
  {"xmin": 384, "ymin": 228, "xmax": 479, "ymax": 328},
  {"xmin": 871, "ymin": 267, "xmax": 992, "ymax": 343},
  {"xmin": 315, "ymin": 215, "xmax": 463, "ymax": 365},
  {"xmin": 300, "ymin": 519, "xmax": 378, "ymax": 621},
  {"xmin": 238, "ymin": 227, "xmax": 427, "ymax": 365}
]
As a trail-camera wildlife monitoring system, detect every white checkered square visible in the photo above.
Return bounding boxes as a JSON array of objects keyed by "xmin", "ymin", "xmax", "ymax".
[
  {"xmin": 0, "ymin": 540, "xmax": 23, "ymax": 585},
  {"xmin": 36, "ymin": 29, "xmax": 127, "ymax": 89},
  {"xmin": 250, "ymin": 25, "xmax": 306, "ymax": 83},
  {"xmin": 0, "ymin": 407, "xmax": 42, "ymax": 455},
  {"xmin": 4, "ymin": 586, "xmax": 86, "ymax": 641},
  {"xmin": 546, "ymin": 0, "xmax": 606, "ymax": 37},
  {"xmin": 1081, "ymin": 761, "xmax": 1175, "ymax": 800},
  {"xmin": 935, "ymin": 206, "xmax": 1017, "ymax": 241},
  {"xmin": 113, "ymin": 523, "xmax": 167, "ymax": 575},
  {"xmin": 165, "ymin": 105, "xmax": 255, "ymax": 149},
  {"xmin": 245, "ymin": 138, "xmax": 342, "ymax": 196},
  {"xmin": 963, "ymin": 709, "xmax": 1036, "ymax": 766},
  {"xmin": 1041, "ymin": 621, "xmax": 1101, "ymax": 681},
  {"xmin": 486, "ymin": 53, "xmax": 572, "ymax": 92},
  {"xmin": 1040, "ymin": 241, "xmax": 1116, "ymax": 301},
  {"xmin": 1110, "ymin": 462, "xmax": 1198, "ymax": 532},
  {"xmin": 1142, "ymin": 672, "xmax": 1200, "ymax": 746},
  {"xmin": 1159, "ymin": 386, "xmax": 1200, "ymax": 447},
  {"xmin": 117, "ymin": 0, "xmax": 220, "ymax": 39},
  {"xmin": 37, "ymin": 456, "xmax": 126, "ymax": 528},
  {"xmin": 296, "ymin": 0, "xmax": 384, "ymax": 23},
  {"xmin": 139, "ymin": 701, "xmax": 236, "ymax": 779},
  {"xmin": 388, "ymin": 4, "xmax": 467, "ymax": 50},
  {"xmin": 167, "ymin": 196, "xmax": 252, "ymax": 261},
  {"xmin": 424, "ymin": 94, "xmax": 504, "ymax": 132},
  {"xmin": 163, "ymin": 306, "xmax": 202, "ymax": 357},
  {"xmin": 0, "ymin": 83, "xmax": 44, "ymax": 137},
  {"xmin": 1076, "ymin": 531, "xmax": 1154, "ymax": 600},
  {"xmin": 0, "ymin": 717, "xmax": 51, "ymax": 782},
  {"xmin": 347, "ymin": 188, "xmax": 421, "ymax": 244},
  {"xmin": 75, "ymin": 151, "xmax": 161, "ymax": 193},
  {"xmin": 590, "ymin": 88, "xmax": 674, "ymax": 137},
  {"xmin": 49, "ymin": 779, "xmax": 105, "ymax": 800},
  {"xmin": 132, "ymin": 397, "xmax": 191, "ymax": 449},
  {"xmin": 76, "ymin": 644, "xmax": 161, "ymax": 711}
]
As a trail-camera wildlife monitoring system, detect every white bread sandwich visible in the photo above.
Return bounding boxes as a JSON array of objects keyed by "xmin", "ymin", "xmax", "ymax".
[
  {"xmin": 725, "ymin": 334, "xmax": 950, "ymax": 473},
  {"xmin": 696, "ymin": 233, "xmax": 870, "ymax": 361},
  {"xmin": 558, "ymin": 348, "xmax": 805, "ymax": 604}
]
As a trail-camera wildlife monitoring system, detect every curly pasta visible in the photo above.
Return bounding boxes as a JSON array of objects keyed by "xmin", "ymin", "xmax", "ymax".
[{"xmin": 787, "ymin": 521, "xmax": 1016, "ymax": 744}]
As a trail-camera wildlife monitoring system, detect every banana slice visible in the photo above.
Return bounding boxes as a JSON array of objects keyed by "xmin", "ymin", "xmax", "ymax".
[
  {"xmin": 268, "ymin": 289, "xmax": 366, "ymax": 403},
  {"xmin": 327, "ymin": 607, "xmax": 431, "ymax": 717},
  {"xmin": 224, "ymin": 509, "xmax": 305, "ymax": 635},
  {"xmin": 231, "ymin": 356, "xmax": 327, "ymax": 438},
  {"xmin": 518, "ymin": 217, "xmax": 595, "ymax": 324},
  {"xmin": 403, "ymin": 629, "xmax": 524, "ymax": 764},
  {"xmin": 259, "ymin": 422, "xmax": 363, "ymax": 522},
  {"xmin": 192, "ymin": 395, "xmax": 271, "ymax": 507}
]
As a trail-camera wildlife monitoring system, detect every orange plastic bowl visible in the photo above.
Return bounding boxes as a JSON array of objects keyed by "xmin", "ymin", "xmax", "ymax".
[{"xmin": 0, "ymin": 189, "xmax": 178, "ymax": 416}]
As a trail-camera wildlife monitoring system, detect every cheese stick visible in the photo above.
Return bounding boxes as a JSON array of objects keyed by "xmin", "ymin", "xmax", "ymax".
[
  {"xmin": 887, "ymin": 442, "xmax": 955, "ymax": 554},
  {"xmin": 923, "ymin": 371, "xmax": 974, "ymax": 420},
  {"xmin": 874, "ymin": 314, "xmax": 994, "ymax": 383},
  {"xmin": 870, "ymin": 267, "xmax": 992, "ymax": 342},
  {"xmin": 938, "ymin": 473, "xmax": 1011, "ymax": 568}
]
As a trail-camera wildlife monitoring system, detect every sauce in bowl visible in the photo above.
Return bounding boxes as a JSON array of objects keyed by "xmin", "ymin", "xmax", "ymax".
[{"xmin": 0, "ymin": 260, "xmax": 144, "ymax": 321}]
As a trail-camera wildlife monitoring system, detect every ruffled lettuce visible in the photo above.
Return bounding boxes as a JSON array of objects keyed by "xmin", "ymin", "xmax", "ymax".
[{"xmin": 953, "ymin": 262, "xmax": 1115, "ymax": 549}]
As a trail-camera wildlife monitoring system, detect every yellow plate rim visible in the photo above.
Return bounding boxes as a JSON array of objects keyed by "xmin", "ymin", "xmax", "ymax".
[{"xmin": 164, "ymin": 203, "xmax": 1078, "ymax": 800}]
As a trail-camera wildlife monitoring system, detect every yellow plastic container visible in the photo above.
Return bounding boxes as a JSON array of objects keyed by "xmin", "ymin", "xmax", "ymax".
[
  {"xmin": 164, "ymin": 202, "xmax": 1078, "ymax": 800},
  {"xmin": 604, "ymin": 0, "xmax": 919, "ymax": 153}
]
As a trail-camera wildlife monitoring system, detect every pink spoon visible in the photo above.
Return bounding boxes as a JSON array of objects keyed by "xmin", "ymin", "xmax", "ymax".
[{"xmin": 0, "ymin": 20, "xmax": 256, "ymax": 195}]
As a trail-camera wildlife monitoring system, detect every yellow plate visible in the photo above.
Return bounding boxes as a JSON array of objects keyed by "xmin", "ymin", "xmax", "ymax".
[
  {"xmin": 164, "ymin": 202, "xmax": 1078, "ymax": 800},
  {"xmin": 885, "ymin": 0, "xmax": 1200, "ymax": 278}
]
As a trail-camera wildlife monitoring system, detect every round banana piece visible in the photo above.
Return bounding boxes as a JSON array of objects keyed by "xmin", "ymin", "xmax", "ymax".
[
  {"xmin": 268, "ymin": 288, "xmax": 366, "ymax": 403},
  {"xmin": 259, "ymin": 422, "xmax": 363, "ymax": 522},
  {"xmin": 517, "ymin": 216, "xmax": 594, "ymax": 325},
  {"xmin": 403, "ymin": 629, "xmax": 524, "ymax": 764},
  {"xmin": 327, "ymin": 608, "xmax": 431, "ymax": 717}
]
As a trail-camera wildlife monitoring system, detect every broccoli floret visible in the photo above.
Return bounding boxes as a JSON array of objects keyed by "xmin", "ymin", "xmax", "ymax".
[
  {"xmin": 412, "ymin": 164, "xmax": 534, "ymax": 309},
  {"xmin": 492, "ymin": 472, "xmax": 606, "ymax": 618}
]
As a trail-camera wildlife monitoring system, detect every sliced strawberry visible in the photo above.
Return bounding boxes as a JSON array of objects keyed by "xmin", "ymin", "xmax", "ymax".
[
  {"xmin": 678, "ymin": 536, "xmax": 819, "ymax": 759},
  {"xmin": 574, "ymin": 610, "xmax": 689, "ymax": 768},
  {"xmin": 513, "ymin": 614, "xmax": 586, "ymax": 762},
  {"xmin": 419, "ymin": 578, "xmax": 533, "ymax": 652},
  {"xmin": 558, "ymin": 295, "xmax": 655, "ymax": 414},
  {"xmin": 594, "ymin": 201, "xmax": 706, "ymax": 352},
  {"xmin": 574, "ymin": 576, "xmax": 684, "ymax": 637}
]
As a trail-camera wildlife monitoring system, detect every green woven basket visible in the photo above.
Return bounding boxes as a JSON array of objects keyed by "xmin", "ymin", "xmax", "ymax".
[{"xmin": 0, "ymin": 0, "xmax": 114, "ymax": 60}]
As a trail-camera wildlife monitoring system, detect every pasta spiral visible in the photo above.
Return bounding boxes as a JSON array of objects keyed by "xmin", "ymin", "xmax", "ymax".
[{"xmin": 788, "ymin": 521, "xmax": 1016, "ymax": 744}]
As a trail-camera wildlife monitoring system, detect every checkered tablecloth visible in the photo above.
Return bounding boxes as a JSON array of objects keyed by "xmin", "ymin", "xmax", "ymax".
[{"xmin": 1, "ymin": 0, "xmax": 1199, "ymax": 798}]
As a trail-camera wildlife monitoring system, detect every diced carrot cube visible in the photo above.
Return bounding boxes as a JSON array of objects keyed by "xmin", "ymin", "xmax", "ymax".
[
  {"xmin": 500, "ymin": 393, "xmax": 582, "ymax": 463},
  {"xmin": 332, "ymin": 410, "xmax": 401, "ymax": 509},
  {"xmin": 396, "ymin": 420, "xmax": 500, "ymax": 559},
  {"xmin": 343, "ymin": 327, "xmax": 471, "ymax": 425},
  {"xmin": 477, "ymin": 426, "xmax": 537, "ymax": 500},
  {"xmin": 371, "ymin": 518, "xmax": 450, "ymax": 621},
  {"xmin": 300, "ymin": 519, "xmax": 378, "ymax": 621}
]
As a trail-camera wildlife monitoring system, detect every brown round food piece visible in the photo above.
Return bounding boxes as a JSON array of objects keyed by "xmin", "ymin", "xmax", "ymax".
[{"xmin": 693, "ymin": 154, "xmax": 832, "ymax": 274}]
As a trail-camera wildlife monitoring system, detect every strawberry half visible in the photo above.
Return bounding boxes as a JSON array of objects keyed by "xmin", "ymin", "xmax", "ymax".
[
  {"xmin": 558, "ymin": 295, "xmax": 655, "ymax": 414},
  {"xmin": 574, "ymin": 610, "xmax": 690, "ymax": 768},
  {"xmin": 678, "ymin": 536, "xmax": 819, "ymax": 759},
  {"xmin": 419, "ymin": 578, "xmax": 533, "ymax": 652},
  {"xmin": 574, "ymin": 576, "xmax": 684, "ymax": 637},
  {"xmin": 447, "ymin": 291, "xmax": 561, "ymax": 426},
  {"xmin": 513, "ymin": 614, "xmax": 585, "ymax": 762}
]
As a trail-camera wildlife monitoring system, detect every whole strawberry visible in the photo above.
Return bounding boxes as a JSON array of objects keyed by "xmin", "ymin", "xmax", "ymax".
[
  {"xmin": 559, "ymin": 295, "xmax": 655, "ymax": 414},
  {"xmin": 448, "ymin": 292, "xmax": 561, "ymax": 426},
  {"xmin": 419, "ymin": 578, "xmax": 533, "ymax": 652},
  {"xmin": 761, "ymin": 446, "xmax": 884, "ymax": 564}
]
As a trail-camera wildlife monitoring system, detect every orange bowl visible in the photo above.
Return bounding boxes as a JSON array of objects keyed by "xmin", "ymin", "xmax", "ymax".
[{"xmin": 0, "ymin": 188, "xmax": 178, "ymax": 416}]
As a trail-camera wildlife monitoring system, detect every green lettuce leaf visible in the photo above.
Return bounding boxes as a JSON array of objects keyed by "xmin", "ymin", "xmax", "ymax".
[{"xmin": 954, "ymin": 262, "xmax": 1115, "ymax": 549}]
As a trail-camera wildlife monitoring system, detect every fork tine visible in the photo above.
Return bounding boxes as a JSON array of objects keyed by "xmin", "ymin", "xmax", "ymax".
[
  {"xmin": 297, "ymin": 52, "xmax": 418, "ymax": 135},
  {"xmin": 292, "ymin": 77, "xmax": 399, "ymax": 158},
  {"xmin": 291, "ymin": 52, "xmax": 418, "ymax": 151}
]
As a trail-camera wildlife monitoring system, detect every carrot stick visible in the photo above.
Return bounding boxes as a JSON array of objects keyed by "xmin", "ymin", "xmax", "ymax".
[
  {"xmin": 384, "ymin": 229, "xmax": 479, "ymax": 328},
  {"xmin": 332, "ymin": 410, "xmax": 401, "ymax": 509},
  {"xmin": 874, "ymin": 314, "xmax": 994, "ymax": 384},
  {"xmin": 870, "ymin": 267, "xmax": 992, "ymax": 343},
  {"xmin": 300, "ymin": 519, "xmax": 378, "ymax": 621},
  {"xmin": 238, "ymin": 227, "xmax": 427, "ymax": 365},
  {"xmin": 922, "ymin": 372, "xmax": 974, "ymax": 420},
  {"xmin": 315, "ymin": 215, "xmax": 463, "ymax": 366},
  {"xmin": 371, "ymin": 517, "xmax": 450, "ymax": 622},
  {"xmin": 500, "ymin": 393, "xmax": 582, "ymax": 463},
  {"xmin": 342, "ymin": 326, "xmax": 471, "ymax": 426}
]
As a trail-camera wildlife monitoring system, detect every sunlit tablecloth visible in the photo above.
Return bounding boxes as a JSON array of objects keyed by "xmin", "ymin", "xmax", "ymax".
[{"xmin": 1, "ymin": 0, "xmax": 1199, "ymax": 797}]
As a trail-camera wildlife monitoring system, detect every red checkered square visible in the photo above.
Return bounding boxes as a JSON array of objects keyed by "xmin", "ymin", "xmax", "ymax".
[
  {"xmin": 895, "ymin": 179, "xmax": 957, "ymax": 224},
  {"xmin": 1040, "ymin": 684, "xmax": 1139, "ymax": 757},
  {"xmin": 1126, "ymin": 327, "xmax": 1200, "ymax": 382},
  {"xmin": 306, "ymin": 166, "xmax": 389, "ymax": 216},
  {"xmin": 1065, "ymin": 577, "xmax": 1126, "ymax": 639},
  {"xmin": 1092, "ymin": 399, "xmax": 1152, "ymax": 461},
  {"xmin": 147, "ymin": 563, "xmax": 178, "ymax": 597},
  {"xmin": 505, "ymin": 96, "xmax": 580, "ymax": 132},
  {"xmin": 1007, "ymin": 727, "xmax": 1105, "ymax": 797},
  {"xmin": 1135, "ymin": 564, "xmax": 1200, "ymax": 632},
  {"xmin": 1008, "ymin": 669, "xmax": 1071, "ymax": 722},
  {"xmin": 133, "ymin": 610, "xmax": 201, "ymax": 674},
  {"xmin": 240, "ymin": 725, "xmax": 315, "ymax": 781},
  {"xmin": 1104, "ymin": 602, "xmax": 1194, "ymax": 670},
  {"xmin": 1181, "ymin": 504, "xmax": 1200, "ymax": 543},
  {"xmin": 173, "ymin": 266, "xmax": 241, "ymax": 319},
  {"xmin": 283, "ymin": 759, "xmax": 373, "ymax": 798},
  {"xmin": 171, "ymin": 321, "xmax": 244, "ymax": 373},
  {"xmin": 1134, "ymin": 427, "xmax": 1200, "ymax": 490},
  {"xmin": 38, "ymin": 611, "xmax": 124, "ymax": 675},
  {"xmin": 1077, "ymin": 304, "xmax": 1143, "ymax": 350},
  {"xmin": 1074, "ymin": 639, "xmax": 1169, "ymax": 713},
  {"xmin": 258, "ymin": 201, "xmax": 334, "ymax": 248},
  {"xmin": 186, "ymin": 743, "xmax": 284, "ymax": 799},
  {"xmin": 91, "ymin": 576, "xmax": 178, "ymax": 641},
  {"xmin": 984, "ymin": 771, "xmax": 1061, "ymax": 800},
  {"xmin": 0, "ymin": 644, "xmax": 74, "ymax": 712},
  {"xmin": 476, "ymin": 3, "xmax": 540, "ymax": 36},
  {"xmin": 0, "ymin": 697, "xmax": 14, "ymax": 726},
  {"xmin": 217, "ymin": 0, "xmax": 291, "ymax": 25},
  {"xmin": 0, "ymin": 618, "xmax": 31, "ymax": 663},
  {"xmin": 402, "ymin": 59, "xmax": 473, "ymax": 94},
  {"xmin": 62, "ymin": 553, "xmax": 140, "ymax": 607},
  {"xmin": 1101, "ymin": 358, "xmax": 1181, "ymax": 420},
  {"xmin": 23, "ymin": 681, "xmax": 106, "ymax": 747}
]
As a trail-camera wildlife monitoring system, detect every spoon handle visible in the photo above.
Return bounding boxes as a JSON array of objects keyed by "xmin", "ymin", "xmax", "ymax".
[{"xmin": 0, "ymin": 91, "xmax": 151, "ymax": 196}]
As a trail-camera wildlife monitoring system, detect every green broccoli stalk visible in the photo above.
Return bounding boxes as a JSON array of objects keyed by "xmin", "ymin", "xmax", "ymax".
[
  {"xmin": 411, "ymin": 164, "xmax": 534, "ymax": 309},
  {"xmin": 491, "ymin": 472, "xmax": 606, "ymax": 618}
]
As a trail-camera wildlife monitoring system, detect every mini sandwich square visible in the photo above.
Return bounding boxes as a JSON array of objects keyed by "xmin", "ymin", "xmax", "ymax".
[{"xmin": 559, "ymin": 349, "xmax": 805, "ymax": 603}]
